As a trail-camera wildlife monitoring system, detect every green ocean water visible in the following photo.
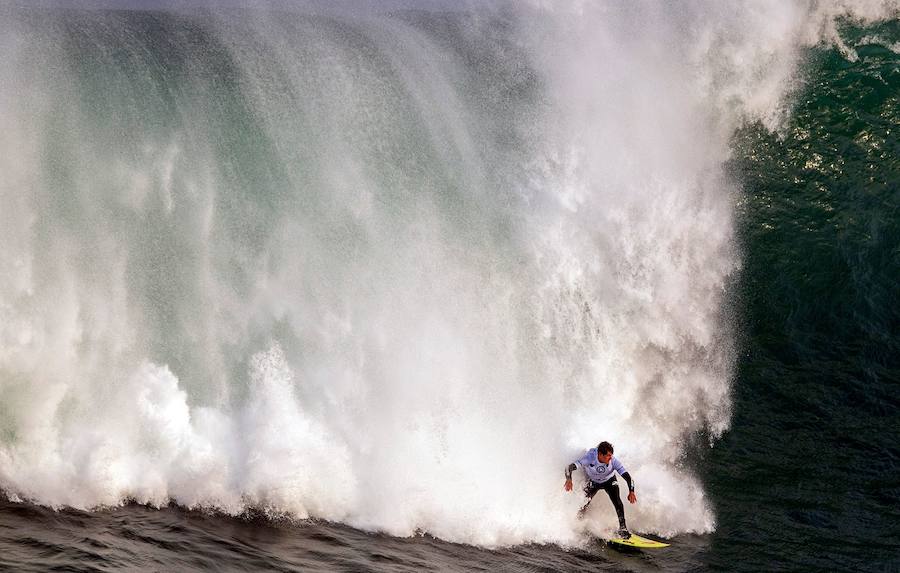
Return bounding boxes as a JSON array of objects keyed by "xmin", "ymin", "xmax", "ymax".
[{"xmin": 702, "ymin": 19, "xmax": 900, "ymax": 571}]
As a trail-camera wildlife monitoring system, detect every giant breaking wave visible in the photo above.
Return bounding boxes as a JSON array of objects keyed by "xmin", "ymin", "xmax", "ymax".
[{"xmin": 0, "ymin": 0, "xmax": 895, "ymax": 547}]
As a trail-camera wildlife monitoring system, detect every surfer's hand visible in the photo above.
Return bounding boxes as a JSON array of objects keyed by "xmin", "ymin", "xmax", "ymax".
[
  {"xmin": 628, "ymin": 491, "xmax": 636, "ymax": 504},
  {"xmin": 564, "ymin": 479, "xmax": 572, "ymax": 492}
]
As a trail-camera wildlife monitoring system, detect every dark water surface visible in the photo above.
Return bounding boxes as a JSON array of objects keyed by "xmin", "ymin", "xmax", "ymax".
[
  {"xmin": 0, "ymin": 498, "xmax": 713, "ymax": 572},
  {"xmin": 700, "ymin": 19, "xmax": 900, "ymax": 573}
]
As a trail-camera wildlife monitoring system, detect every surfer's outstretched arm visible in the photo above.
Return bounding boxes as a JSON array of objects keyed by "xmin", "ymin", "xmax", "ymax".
[
  {"xmin": 619, "ymin": 471, "xmax": 637, "ymax": 503},
  {"xmin": 563, "ymin": 463, "xmax": 577, "ymax": 491},
  {"xmin": 611, "ymin": 457, "xmax": 637, "ymax": 503}
]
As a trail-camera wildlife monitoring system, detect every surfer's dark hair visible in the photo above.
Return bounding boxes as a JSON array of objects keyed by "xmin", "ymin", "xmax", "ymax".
[{"xmin": 597, "ymin": 441, "xmax": 614, "ymax": 455}]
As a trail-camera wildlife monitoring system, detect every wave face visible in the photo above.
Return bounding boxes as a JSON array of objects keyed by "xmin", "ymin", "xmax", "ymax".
[{"xmin": 0, "ymin": 1, "xmax": 894, "ymax": 546}]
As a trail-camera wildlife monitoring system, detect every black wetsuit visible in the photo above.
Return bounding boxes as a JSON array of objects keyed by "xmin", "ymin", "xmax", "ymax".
[{"xmin": 566, "ymin": 461, "xmax": 634, "ymax": 531}]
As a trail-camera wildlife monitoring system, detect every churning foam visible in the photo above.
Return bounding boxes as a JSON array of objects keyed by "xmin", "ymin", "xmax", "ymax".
[{"xmin": 0, "ymin": 0, "xmax": 896, "ymax": 547}]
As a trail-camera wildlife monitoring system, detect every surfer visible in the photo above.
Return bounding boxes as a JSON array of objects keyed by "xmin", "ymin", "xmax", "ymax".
[{"xmin": 564, "ymin": 441, "xmax": 636, "ymax": 538}]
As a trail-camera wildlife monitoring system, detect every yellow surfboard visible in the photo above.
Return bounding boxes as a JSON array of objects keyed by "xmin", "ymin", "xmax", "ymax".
[{"xmin": 607, "ymin": 534, "xmax": 670, "ymax": 549}]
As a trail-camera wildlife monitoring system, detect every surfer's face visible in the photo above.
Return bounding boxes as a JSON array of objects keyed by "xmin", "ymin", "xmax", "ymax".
[{"xmin": 597, "ymin": 452, "xmax": 612, "ymax": 464}]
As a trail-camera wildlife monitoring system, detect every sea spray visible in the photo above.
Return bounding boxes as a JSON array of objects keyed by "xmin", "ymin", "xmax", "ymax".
[{"xmin": 0, "ymin": 0, "xmax": 895, "ymax": 547}]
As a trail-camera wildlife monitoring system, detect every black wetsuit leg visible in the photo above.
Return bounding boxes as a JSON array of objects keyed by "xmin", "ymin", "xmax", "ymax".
[
  {"xmin": 583, "ymin": 480, "xmax": 603, "ymax": 500},
  {"xmin": 598, "ymin": 476, "xmax": 627, "ymax": 529},
  {"xmin": 577, "ymin": 481, "xmax": 602, "ymax": 517}
]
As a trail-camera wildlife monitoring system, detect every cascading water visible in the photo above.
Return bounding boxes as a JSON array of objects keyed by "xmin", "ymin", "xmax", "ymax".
[{"xmin": 0, "ymin": 0, "xmax": 895, "ymax": 549}]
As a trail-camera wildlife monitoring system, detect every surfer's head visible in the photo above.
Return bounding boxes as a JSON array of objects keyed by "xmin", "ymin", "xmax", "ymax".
[{"xmin": 596, "ymin": 441, "xmax": 614, "ymax": 463}]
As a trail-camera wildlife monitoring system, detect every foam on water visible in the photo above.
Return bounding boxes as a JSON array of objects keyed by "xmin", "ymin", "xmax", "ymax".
[{"xmin": 0, "ymin": 0, "xmax": 896, "ymax": 547}]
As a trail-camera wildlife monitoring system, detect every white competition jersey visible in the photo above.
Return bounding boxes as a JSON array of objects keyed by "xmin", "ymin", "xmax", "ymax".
[{"xmin": 574, "ymin": 448, "xmax": 627, "ymax": 483}]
